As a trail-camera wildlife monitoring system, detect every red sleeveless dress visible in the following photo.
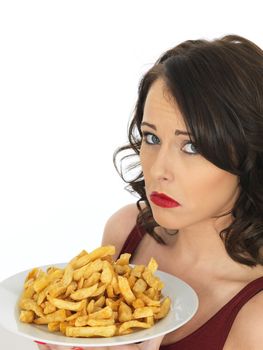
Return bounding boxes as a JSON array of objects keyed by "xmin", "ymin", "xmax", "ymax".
[{"xmin": 118, "ymin": 224, "xmax": 263, "ymax": 350}]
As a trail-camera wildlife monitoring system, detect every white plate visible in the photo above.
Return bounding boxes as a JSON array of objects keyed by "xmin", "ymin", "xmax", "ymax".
[{"xmin": 0, "ymin": 263, "xmax": 198, "ymax": 347}]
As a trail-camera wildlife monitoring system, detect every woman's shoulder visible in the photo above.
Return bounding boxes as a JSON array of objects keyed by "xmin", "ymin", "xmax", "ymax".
[{"xmin": 101, "ymin": 203, "xmax": 140, "ymax": 259}]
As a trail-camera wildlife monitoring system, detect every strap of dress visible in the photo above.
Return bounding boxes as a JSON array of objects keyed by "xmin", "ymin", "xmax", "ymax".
[
  {"xmin": 117, "ymin": 224, "xmax": 146, "ymax": 259},
  {"xmin": 216, "ymin": 275, "xmax": 263, "ymax": 348}
]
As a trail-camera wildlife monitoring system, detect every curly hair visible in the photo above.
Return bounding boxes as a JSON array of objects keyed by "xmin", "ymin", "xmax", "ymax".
[{"xmin": 114, "ymin": 34, "xmax": 263, "ymax": 266}]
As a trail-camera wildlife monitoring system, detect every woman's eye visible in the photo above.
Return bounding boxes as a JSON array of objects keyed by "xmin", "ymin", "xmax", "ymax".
[
  {"xmin": 142, "ymin": 132, "xmax": 160, "ymax": 145},
  {"xmin": 182, "ymin": 141, "xmax": 198, "ymax": 155}
]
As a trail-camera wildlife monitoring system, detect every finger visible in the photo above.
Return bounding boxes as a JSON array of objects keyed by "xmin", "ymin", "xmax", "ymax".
[
  {"xmin": 108, "ymin": 346, "xmax": 140, "ymax": 350},
  {"xmin": 138, "ymin": 334, "xmax": 165, "ymax": 350},
  {"xmin": 34, "ymin": 342, "xmax": 51, "ymax": 350}
]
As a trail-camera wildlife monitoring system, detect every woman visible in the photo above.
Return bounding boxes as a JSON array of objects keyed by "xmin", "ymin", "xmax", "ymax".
[{"xmin": 36, "ymin": 34, "xmax": 263, "ymax": 350}]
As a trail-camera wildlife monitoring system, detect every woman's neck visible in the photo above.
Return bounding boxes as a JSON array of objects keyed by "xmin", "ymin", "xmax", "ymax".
[{"xmin": 162, "ymin": 218, "xmax": 262, "ymax": 282}]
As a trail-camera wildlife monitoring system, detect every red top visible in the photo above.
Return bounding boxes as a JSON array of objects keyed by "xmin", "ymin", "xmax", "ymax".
[{"xmin": 118, "ymin": 224, "xmax": 263, "ymax": 350}]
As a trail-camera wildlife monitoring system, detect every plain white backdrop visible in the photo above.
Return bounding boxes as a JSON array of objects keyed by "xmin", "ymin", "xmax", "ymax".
[{"xmin": 0, "ymin": 1, "xmax": 262, "ymax": 347}]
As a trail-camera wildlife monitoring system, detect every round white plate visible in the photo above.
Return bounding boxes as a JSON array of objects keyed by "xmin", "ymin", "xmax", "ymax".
[{"xmin": 0, "ymin": 263, "xmax": 198, "ymax": 347}]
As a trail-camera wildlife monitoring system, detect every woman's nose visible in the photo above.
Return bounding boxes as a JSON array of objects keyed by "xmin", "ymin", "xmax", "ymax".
[{"xmin": 150, "ymin": 147, "xmax": 174, "ymax": 182}]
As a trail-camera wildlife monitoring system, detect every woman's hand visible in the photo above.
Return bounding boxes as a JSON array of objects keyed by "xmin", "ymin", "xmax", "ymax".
[
  {"xmin": 35, "ymin": 334, "xmax": 165, "ymax": 350},
  {"xmin": 35, "ymin": 343, "xmax": 86, "ymax": 350}
]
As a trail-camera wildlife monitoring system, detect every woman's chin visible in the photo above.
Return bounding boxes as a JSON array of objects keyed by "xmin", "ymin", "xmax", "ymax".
[{"xmin": 152, "ymin": 214, "xmax": 180, "ymax": 230}]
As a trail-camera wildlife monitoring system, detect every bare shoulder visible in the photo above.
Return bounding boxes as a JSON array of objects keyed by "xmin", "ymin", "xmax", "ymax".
[
  {"xmin": 101, "ymin": 203, "xmax": 140, "ymax": 259},
  {"xmin": 224, "ymin": 290, "xmax": 263, "ymax": 350}
]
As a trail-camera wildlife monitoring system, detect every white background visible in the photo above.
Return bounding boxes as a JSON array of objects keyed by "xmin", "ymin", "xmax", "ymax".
[{"xmin": 0, "ymin": 0, "xmax": 262, "ymax": 348}]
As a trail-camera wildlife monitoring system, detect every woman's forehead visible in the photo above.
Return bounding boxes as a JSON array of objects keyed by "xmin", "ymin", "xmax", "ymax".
[{"xmin": 143, "ymin": 79, "xmax": 186, "ymax": 129}]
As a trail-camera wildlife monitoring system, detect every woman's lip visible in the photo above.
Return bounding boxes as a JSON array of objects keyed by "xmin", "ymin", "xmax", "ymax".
[{"xmin": 150, "ymin": 192, "xmax": 181, "ymax": 208}]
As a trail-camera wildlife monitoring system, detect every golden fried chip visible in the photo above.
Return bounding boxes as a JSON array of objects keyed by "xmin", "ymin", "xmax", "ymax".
[
  {"xmin": 74, "ymin": 315, "xmax": 89, "ymax": 326},
  {"xmin": 118, "ymin": 276, "xmax": 136, "ymax": 305},
  {"xmin": 131, "ymin": 265, "xmax": 145, "ymax": 278},
  {"xmin": 147, "ymin": 257, "xmax": 158, "ymax": 274},
  {"xmin": 47, "ymin": 295, "xmax": 86, "ymax": 312},
  {"xmin": 43, "ymin": 301, "xmax": 57, "ymax": 314},
  {"xmin": 116, "ymin": 253, "xmax": 131, "ymax": 266},
  {"xmin": 66, "ymin": 325, "xmax": 116, "ymax": 338},
  {"xmin": 118, "ymin": 301, "xmax": 132, "ymax": 322},
  {"xmin": 94, "ymin": 295, "xmax": 105, "ymax": 308},
  {"xmin": 87, "ymin": 318, "xmax": 115, "ymax": 326},
  {"xmin": 83, "ymin": 272, "xmax": 101, "ymax": 288},
  {"xmin": 73, "ymin": 259, "xmax": 103, "ymax": 281},
  {"xmin": 101, "ymin": 261, "xmax": 114, "ymax": 285},
  {"xmin": 19, "ymin": 298, "xmax": 44, "ymax": 318},
  {"xmin": 19, "ymin": 310, "xmax": 34, "ymax": 323},
  {"xmin": 132, "ymin": 278, "xmax": 147, "ymax": 294},
  {"xmin": 48, "ymin": 321, "xmax": 60, "ymax": 332},
  {"xmin": 88, "ymin": 306, "xmax": 113, "ymax": 319},
  {"xmin": 70, "ymin": 283, "xmax": 98, "ymax": 300},
  {"xmin": 154, "ymin": 297, "xmax": 171, "ymax": 319},
  {"xmin": 132, "ymin": 298, "xmax": 145, "ymax": 309},
  {"xmin": 33, "ymin": 269, "xmax": 63, "ymax": 293},
  {"xmin": 118, "ymin": 320, "xmax": 151, "ymax": 334},
  {"xmin": 133, "ymin": 306, "xmax": 154, "ymax": 319},
  {"xmin": 142, "ymin": 268, "xmax": 163, "ymax": 290},
  {"xmin": 34, "ymin": 309, "xmax": 67, "ymax": 324}
]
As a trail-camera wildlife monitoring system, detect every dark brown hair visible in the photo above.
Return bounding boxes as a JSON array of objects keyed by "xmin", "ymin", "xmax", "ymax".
[{"xmin": 114, "ymin": 34, "xmax": 263, "ymax": 266}]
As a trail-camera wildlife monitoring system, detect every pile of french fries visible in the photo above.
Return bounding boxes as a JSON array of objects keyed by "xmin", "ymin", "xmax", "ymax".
[{"xmin": 19, "ymin": 245, "xmax": 171, "ymax": 338}]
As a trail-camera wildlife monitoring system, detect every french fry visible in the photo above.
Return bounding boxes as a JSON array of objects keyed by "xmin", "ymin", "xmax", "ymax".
[
  {"xmin": 87, "ymin": 299, "xmax": 95, "ymax": 314},
  {"xmin": 101, "ymin": 261, "xmax": 114, "ymax": 285},
  {"xmin": 65, "ymin": 281, "xmax": 78, "ymax": 297},
  {"xmin": 47, "ymin": 295, "xmax": 86, "ymax": 312},
  {"xmin": 33, "ymin": 269, "xmax": 63, "ymax": 293},
  {"xmin": 48, "ymin": 321, "xmax": 60, "ymax": 332},
  {"xmin": 147, "ymin": 257, "xmax": 158, "ymax": 274},
  {"xmin": 91, "ymin": 283, "xmax": 106, "ymax": 297},
  {"xmin": 135, "ymin": 292, "xmax": 161, "ymax": 307},
  {"xmin": 19, "ymin": 310, "xmax": 34, "ymax": 323},
  {"xmin": 118, "ymin": 301, "xmax": 132, "ymax": 322},
  {"xmin": 83, "ymin": 272, "xmax": 101, "ymax": 288},
  {"xmin": 87, "ymin": 318, "xmax": 115, "ymax": 326},
  {"xmin": 132, "ymin": 298, "xmax": 145, "ymax": 309},
  {"xmin": 34, "ymin": 309, "xmax": 67, "ymax": 324},
  {"xmin": 94, "ymin": 295, "xmax": 105, "ymax": 308},
  {"xmin": 61, "ymin": 264, "xmax": 74, "ymax": 287},
  {"xmin": 88, "ymin": 306, "xmax": 113, "ymax": 320},
  {"xmin": 75, "ymin": 315, "xmax": 89, "ymax": 326},
  {"xmin": 73, "ymin": 259, "xmax": 103, "ymax": 281},
  {"xmin": 43, "ymin": 301, "xmax": 57, "ymax": 314},
  {"xmin": 116, "ymin": 253, "xmax": 131, "ymax": 266},
  {"xmin": 66, "ymin": 325, "xmax": 117, "ymax": 338},
  {"xmin": 70, "ymin": 283, "xmax": 98, "ymax": 300},
  {"xmin": 133, "ymin": 306, "xmax": 154, "ymax": 319},
  {"xmin": 118, "ymin": 320, "xmax": 151, "ymax": 334},
  {"xmin": 19, "ymin": 298, "xmax": 45, "ymax": 318},
  {"xmin": 132, "ymin": 278, "xmax": 147, "ymax": 294},
  {"xmin": 118, "ymin": 276, "xmax": 136, "ymax": 304},
  {"xmin": 142, "ymin": 269, "xmax": 164, "ymax": 290},
  {"xmin": 154, "ymin": 297, "xmax": 171, "ymax": 319},
  {"xmin": 131, "ymin": 265, "xmax": 145, "ymax": 278}
]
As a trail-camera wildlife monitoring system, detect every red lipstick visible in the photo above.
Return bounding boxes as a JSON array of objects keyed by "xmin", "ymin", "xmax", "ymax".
[{"xmin": 150, "ymin": 192, "xmax": 181, "ymax": 208}]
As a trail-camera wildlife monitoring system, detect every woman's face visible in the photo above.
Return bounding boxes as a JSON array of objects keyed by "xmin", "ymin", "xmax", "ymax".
[{"xmin": 140, "ymin": 79, "xmax": 240, "ymax": 231}]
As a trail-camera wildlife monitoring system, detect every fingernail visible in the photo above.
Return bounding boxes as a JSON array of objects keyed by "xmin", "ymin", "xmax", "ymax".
[
  {"xmin": 72, "ymin": 347, "xmax": 85, "ymax": 350},
  {"xmin": 34, "ymin": 341, "xmax": 47, "ymax": 345}
]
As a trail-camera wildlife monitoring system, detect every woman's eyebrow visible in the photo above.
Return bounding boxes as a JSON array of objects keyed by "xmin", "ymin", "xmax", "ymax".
[
  {"xmin": 175, "ymin": 130, "xmax": 192, "ymax": 136},
  {"xmin": 141, "ymin": 121, "xmax": 157, "ymax": 130},
  {"xmin": 141, "ymin": 121, "xmax": 192, "ymax": 136}
]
